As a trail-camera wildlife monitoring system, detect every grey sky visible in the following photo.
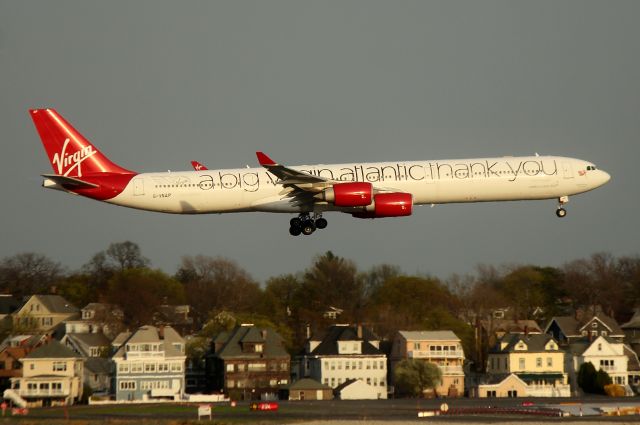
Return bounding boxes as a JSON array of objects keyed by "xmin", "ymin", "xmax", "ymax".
[{"xmin": 1, "ymin": 1, "xmax": 638, "ymax": 283}]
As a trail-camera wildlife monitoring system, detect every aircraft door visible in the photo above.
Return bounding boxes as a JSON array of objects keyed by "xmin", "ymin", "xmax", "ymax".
[
  {"xmin": 562, "ymin": 162, "xmax": 574, "ymax": 179},
  {"xmin": 133, "ymin": 178, "xmax": 145, "ymax": 196}
]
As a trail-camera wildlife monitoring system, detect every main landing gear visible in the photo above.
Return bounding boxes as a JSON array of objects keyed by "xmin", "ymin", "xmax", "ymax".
[
  {"xmin": 556, "ymin": 196, "xmax": 569, "ymax": 218},
  {"xmin": 289, "ymin": 213, "xmax": 327, "ymax": 236}
]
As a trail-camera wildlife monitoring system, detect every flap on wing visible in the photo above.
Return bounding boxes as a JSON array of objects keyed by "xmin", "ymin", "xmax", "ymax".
[{"xmin": 42, "ymin": 174, "xmax": 99, "ymax": 188}]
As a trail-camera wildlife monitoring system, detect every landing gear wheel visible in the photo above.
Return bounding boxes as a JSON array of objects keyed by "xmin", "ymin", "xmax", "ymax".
[
  {"xmin": 289, "ymin": 225, "xmax": 302, "ymax": 236},
  {"xmin": 290, "ymin": 217, "xmax": 302, "ymax": 227},
  {"xmin": 302, "ymin": 222, "xmax": 316, "ymax": 235},
  {"xmin": 315, "ymin": 218, "xmax": 328, "ymax": 229},
  {"xmin": 556, "ymin": 208, "xmax": 567, "ymax": 218}
]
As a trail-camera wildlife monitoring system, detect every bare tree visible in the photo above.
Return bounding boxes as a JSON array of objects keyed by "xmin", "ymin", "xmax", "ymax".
[{"xmin": 0, "ymin": 253, "xmax": 64, "ymax": 296}]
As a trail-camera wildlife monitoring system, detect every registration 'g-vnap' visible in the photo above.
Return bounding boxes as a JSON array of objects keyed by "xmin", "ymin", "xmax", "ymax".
[{"xmin": 31, "ymin": 109, "xmax": 611, "ymax": 236}]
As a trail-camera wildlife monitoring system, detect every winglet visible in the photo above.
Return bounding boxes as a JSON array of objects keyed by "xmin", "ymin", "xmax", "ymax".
[
  {"xmin": 256, "ymin": 152, "xmax": 276, "ymax": 166},
  {"xmin": 190, "ymin": 160, "xmax": 208, "ymax": 171}
]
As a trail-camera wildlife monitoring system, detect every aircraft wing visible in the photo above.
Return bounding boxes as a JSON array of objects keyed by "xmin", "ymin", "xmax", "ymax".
[{"xmin": 256, "ymin": 152, "xmax": 331, "ymax": 187}]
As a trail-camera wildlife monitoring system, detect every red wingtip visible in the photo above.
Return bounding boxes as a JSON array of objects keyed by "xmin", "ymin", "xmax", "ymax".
[
  {"xmin": 256, "ymin": 151, "xmax": 276, "ymax": 166},
  {"xmin": 190, "ymin": 161, "xmax": 208, "ymax": 171}
]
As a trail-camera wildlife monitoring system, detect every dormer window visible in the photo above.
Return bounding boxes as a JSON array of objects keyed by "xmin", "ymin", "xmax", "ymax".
[
  {"xmin": 255, "ymin": 344, "xmax": 263, "ymax": 353},
  {"xmin": 591, "ymin": 322, "xmax": 598, "ymax": 328}
]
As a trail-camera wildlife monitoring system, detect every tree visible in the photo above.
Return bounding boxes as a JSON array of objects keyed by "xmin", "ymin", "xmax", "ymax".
[
  {"xmin": 394, "ymin": 359, "xmax": 442, "ymax": 397},
  {"xmin": 106, "ymin": 268, "xmax": 185, "ymax": 326},
  {"xmin": 106, "ymin": 241, "xmax": 150, "ymax": 271},
  {"xmin": 0, "ymin": 253, "xmax": 64, "ymax": 296},
  {"xmin": 175, "ymin": 255, "xmax": 261, "ymax": 325}
]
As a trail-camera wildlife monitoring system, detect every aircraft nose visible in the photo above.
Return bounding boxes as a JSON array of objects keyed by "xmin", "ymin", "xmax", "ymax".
[{"xmin": 599, "ymin": 170, "xmax": 611, "ymax": 186}]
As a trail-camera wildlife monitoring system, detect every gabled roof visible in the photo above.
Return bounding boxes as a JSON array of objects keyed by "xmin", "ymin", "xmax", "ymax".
[
  {"xmin": 621, "ymin": 308, "xmax": 640, "ymax": 330},
  {"xmin": 308, "ymin": 325, "xmax": 383, "ymax": 356},
  {"xmin": 65, "ymin": 333, "xmax": 111, "ymax": 357},
  {"xmin": 212, "ymin": 325, "xmax": 289, "ymax": 359},
  {"xmin": 112, "ymin": 325, "xmax": 185, "ymax": 359},
  {"xmin": 546, "ymin": 312, "xmax": 624, "ymax": 337},
  {"xmin": 33, "ymin": 295, "xmax": 78, "ymax": 314},
  {"xmin": 26, "ymin": 340, "xmax": 80, "ymax": 359},
  {"xmin": 490, "ymin": 334, "xmax": 560, "ymax": 354},
  {"xmin": 398, "ymin": 330, "xmax": 461, "ymax": 342}
]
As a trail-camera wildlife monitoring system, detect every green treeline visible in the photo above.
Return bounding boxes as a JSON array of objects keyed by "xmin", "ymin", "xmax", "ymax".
[{"xmin": 0, "ymin": 243, "xmax": 639, "ymax": 364}]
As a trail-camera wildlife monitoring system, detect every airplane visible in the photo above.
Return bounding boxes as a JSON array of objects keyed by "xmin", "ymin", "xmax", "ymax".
[{"xmin": 31, "ymin": 109, "xmax": 611, "ymax": 236}]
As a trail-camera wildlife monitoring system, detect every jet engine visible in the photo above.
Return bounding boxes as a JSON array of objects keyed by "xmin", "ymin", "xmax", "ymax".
[{"xmin": 352, "ymin": 193, "xmax": 413, "ymax": 218}]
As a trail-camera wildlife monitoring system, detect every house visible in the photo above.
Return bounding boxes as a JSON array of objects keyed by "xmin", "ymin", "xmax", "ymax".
[
  {"xmin": 61, "ymin": 332, "xmax": 111, "ymax": 359},
  {"xmin": 573, "ymin": 335, "xmax": 632, "ymax": 387},
  {"xmin": 545, "ymin": 307, "xmax": 625, "ymax": 345},
  {"xmin": 280, "ymin": 378, "xmax": 333, "ymax": 401},
  {"xmin": 390, "ymin": 330, "xmax": 465, "ymax": 397},
  {"xmin": 9, "ymin": 340, "xmax": 84, "ymax": 407},
  {"xmin": 84, "ymin": 358, "xmax": 111, "ymax": 394},
  {"xmin": 0, "ymin": 347, "xmax": 29, "ymax": 391},
  {"xmin": 65, "ymin": 303, "xmax": 124, "ymax": 339},
  {"xmin": 481, "ymin": 334, "xmax": 569, "ymax": 397},
  {"xmin": 621, "ymin": 307, "xmax": 640, "ymax": 356},
  {"xmin": 323, "ymin": 306, "xmax": 344, "ymax": 320},
  {"xmin": 153, "ymin": 304, "xmax": 194, "ymax": 336},
  {"xmin": 480, "ymin": 319, "xmax": 542, "ymax": 341},
  {"xmin": 13, "ymin": 295, "xmax": 78, "ymax": 333},
  {"xmin": 112, "ymin": 325, "xmax": 186, "ymax": 401},
  {"xmin": 297, "ymin": 324, "xmax": 387, "ymax": 400},
  {"xmin": 477, "ymin": 373, "xmax": 529, "ymax": 398},
  {"xmin": 206, "ymin": 324, "xmax": 290, "ymax": 400}
]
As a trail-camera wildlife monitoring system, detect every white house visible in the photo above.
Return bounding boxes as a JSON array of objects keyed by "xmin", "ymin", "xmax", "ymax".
[
  {"xmin": 298, "ymin": 325, "xmax": 387, "ymax": 399},
  {"xmin": 575, "ymin": 336, "xmax": 629, "ymax": 386}
]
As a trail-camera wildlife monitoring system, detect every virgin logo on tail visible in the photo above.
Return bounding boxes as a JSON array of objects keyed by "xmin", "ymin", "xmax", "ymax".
[{"xmin": 52, "ymin": 138, "xmax": 97, "ymax": 177}]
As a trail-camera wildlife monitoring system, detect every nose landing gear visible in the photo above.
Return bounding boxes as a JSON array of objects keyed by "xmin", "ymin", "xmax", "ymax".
[{"xmin": 289, "ymin": 213, "xmax": 327, "ymax": 236}]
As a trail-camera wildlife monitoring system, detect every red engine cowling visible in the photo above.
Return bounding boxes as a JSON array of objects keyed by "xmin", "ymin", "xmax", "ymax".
[
  {"xmin": 319, "ymin": 182, "xmax": 373, "ymax": 207},
  {"xmin": 352, "ymin": 193, "xmax": 413, "ymax": 218}
]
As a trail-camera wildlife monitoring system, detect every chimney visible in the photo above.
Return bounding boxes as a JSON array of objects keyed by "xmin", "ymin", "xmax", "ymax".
[
  {"xmin": 306, "ymin": 324, "xmax": 311, "ymax": 340},
  {"xmin": 261, "ymin": 329, "xmax": 267, "ymax": 340},
  {"xmin": 357, "ymin": 325, "xmax": 363, "ymax": 339}
]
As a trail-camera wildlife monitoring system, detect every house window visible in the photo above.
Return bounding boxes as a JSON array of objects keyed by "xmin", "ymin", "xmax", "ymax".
[
  {"xmin": 118, "ymin": 364, "xmax": 130, "ymax": 374},
  {"xmin": 601, "ymin": 331, "xmax": 608, "ymax": 336},
  {"xmin": 518, "ymin": 358, "xmax": 525, "ymax": 370},
  {"xmin": 508, "ymin": 390, "xmax": 518, "ymax": 397},
  {"xmin": 380, "ymin": 361, "xmax": 384, "ymax": 370},
  {"xmin": 119, "ymin": 381, "xmax": 136, "ymax": 390},
  {"xmin": 131, "ymin": 363, "xmax": 143, "ymax": 373},
  {"xmin": 598, "ymin": 343, "xmax": 602, "ymax": 351},
  {"xmin": 487, "ymin": 390, "xmax": 496, "ymax": 397},
  {"xmin": 171, "ymin": 363, "xmax": 183, "ymax": 372},
  {"xmin": 226, "ymin": 363, "xmax": 234, "ymax": 373},
  {"xmin": 255, "ymin": 344, "xmax": 263, "ymax": 353},
  {"xmin": 414, "ymin": 342, "xmax": 421, "ymax": 350},
  {"xmin": 331, "ymin": 362, "xmax": 335, "ymax": 370},
  {"xmin": 144, "ymin": 363, "xmax": 156, "ymax": 373},
  {"xmin": 158, "ymin": 363, "xmax": 169, "ymax": 372},
  {"xmin": 53, "ymin": 362, "xmax": 67, "ymax": 371},
  {"xmin": 52, "ymin": 382, "xmax": 62, "ymax": 392},
  {"xmin": 227, "ymin": 380, "xmax": 235, "ymax": 388},
  {"xmin": 536, "ymin": 358, "xmax": 542, "ymax": 368},
  {"xmin": 592, "ymin": 322, "xmax": 597, "ymax": 328},
  {"xmin": 547, "ymin": 357, "xmax": 553, "ymax": 367},
  {"xmin": 591, "ymin": 330, "xmax": 597, "ymax": 337},
  {"xmin": 0, "ymin": 362, "xmax": 5, "ymax": 370}
]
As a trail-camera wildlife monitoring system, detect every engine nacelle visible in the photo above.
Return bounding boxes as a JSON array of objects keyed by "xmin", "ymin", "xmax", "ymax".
[
  {"xmin": 317, "ymin": 182, "xmax": 373, "ymax": 207},
  {"xmin": 352, "ymin": 193, "xmax": 413, "ymax": 218}
]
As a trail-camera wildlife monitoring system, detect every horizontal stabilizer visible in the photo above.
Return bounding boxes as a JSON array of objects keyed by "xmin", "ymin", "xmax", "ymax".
[{"xmin": 42, "ymin": 174, "xmax": 99, "ymax": 189}]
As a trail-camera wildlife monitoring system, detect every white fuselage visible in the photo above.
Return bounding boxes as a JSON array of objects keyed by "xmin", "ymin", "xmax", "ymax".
[{"xmin": 107, "ymin": 156, "xmax": 610, "ymax": 214}]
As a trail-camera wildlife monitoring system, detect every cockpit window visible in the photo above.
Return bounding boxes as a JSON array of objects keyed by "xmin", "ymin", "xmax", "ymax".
[{"xmin": 586, "ymin": 165, "xmax": 597, "ymax": 171}]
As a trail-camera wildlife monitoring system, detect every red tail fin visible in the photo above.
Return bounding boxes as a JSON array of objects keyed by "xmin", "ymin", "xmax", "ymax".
[{"xmin": 30, "ymin": 109, "xmax": 134, "ymax": 177}]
